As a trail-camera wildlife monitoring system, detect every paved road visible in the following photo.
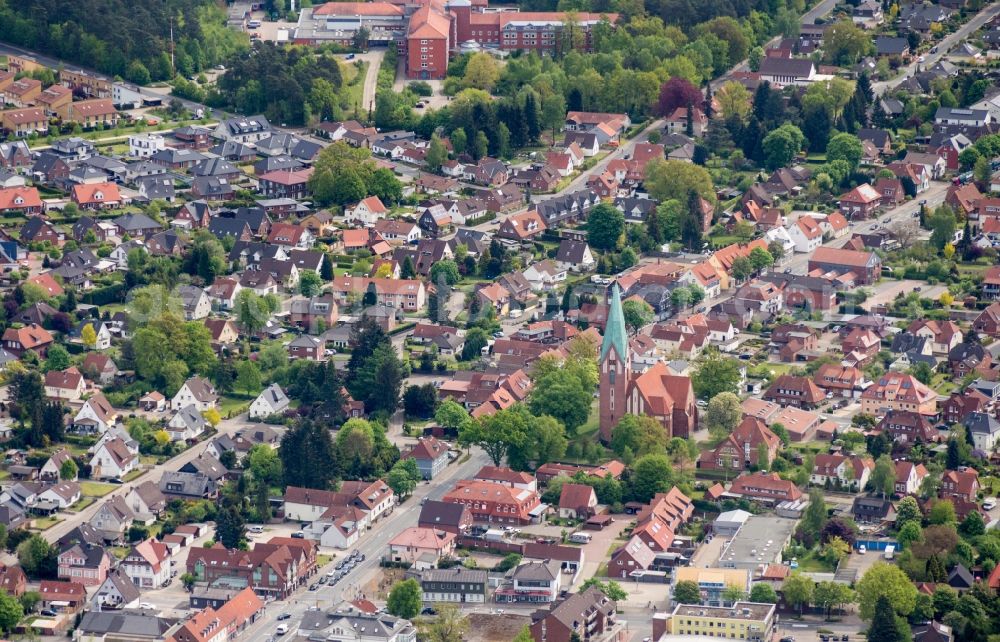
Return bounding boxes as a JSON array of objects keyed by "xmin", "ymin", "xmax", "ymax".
[
  {"xmin": 41, "ymin": 413, "xmax": 255, "ymax": 545},
  {"xmin": 239, "ymin": 450, "xmax": 492, "ymax": 642},
  {"xmin": 357, "ymin": 50, "xmax": 386, "ymax": 115},
  {"xmin": 874, "ymin": 2, "xmax": 1000, "ymax": 96}
]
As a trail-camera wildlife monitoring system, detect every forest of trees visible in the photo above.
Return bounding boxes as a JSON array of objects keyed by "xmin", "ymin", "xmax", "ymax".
[{"xmin": 0, "ymin": 0, "xmax": 247, "ymax": 82}]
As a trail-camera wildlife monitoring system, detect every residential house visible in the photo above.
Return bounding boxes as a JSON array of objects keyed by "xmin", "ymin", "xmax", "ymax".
[
  {"xmin": 418, "ymin": 501, "xmax": 472, "ymax": 536},
  {"xmin": 386, "ymin": 527, "xmax": 456, "ymax": 569},
  {"xmin": 120, "ymin": 539, "xmax": 171, "ymax": 589},
  {"xmin": 697, "ymin": 417, "xmax": 780, "ymax": 473},
  {"xmin": 167, "ymin": 406, "xmax": 208, "ymax": 442},
  {"xmin": 90, "ymin": 495, "xmax": 135, "ymax": 543},
  {"xmin": 558, "ymin": 484, "xmax": 598, "ymax": 520},
  {"xmin": 528, "ymin": 587, "xmax": 617, "ymax": 642},
  {"xmin": 88, "ymin": 438, "xmax": 138, "ymax": 481},
  {"xmin": 402, "ymin": 436, "xmax": 450, "ymax": 480},
  {"xmin": 91, "ymin": 569, "xmax": 142, "ymax": 610},
  {"xmin": 58, "ymin": 543, "xmax": 112, "ymax": 586},
  {"xmin": 419, "ymin": 567, "xmax": 488, "ymax": 604},
  {"xmin": 810, "ymin": 454, "xmax": 874, "ymax": 491},
  {"xmin": 878, "ymin": 411, "xmax": 938, "ymax": 445},
  {"xmin": 763, "ymin": 374, "xmax": 825, "ymax": 408},
  {"xmin": 941, "ymin": 469, "xmax": 980, "ymax": 502},
  {"xmin": 171, "ymin": 376, "xmax": 218, "ymax": 412},
  {"xmin": 839, "ymin": 183, "xmax": 882, "ymax": 219},
  {"xmin": 808, "ymin": 246, "xmax": 881, "ymax": 285},
  {"xmin": 248, "ymin": 384, "xmax": 290, "ymax": 419}
]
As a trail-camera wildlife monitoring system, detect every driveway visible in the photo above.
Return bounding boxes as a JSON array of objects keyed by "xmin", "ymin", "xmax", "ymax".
[{"xmin": 864, "ymin": 280, "xmax": 946, "ymax": 310}]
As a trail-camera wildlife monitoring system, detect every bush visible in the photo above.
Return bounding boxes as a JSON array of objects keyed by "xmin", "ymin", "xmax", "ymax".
[{"xmin": 407, "ymin": 81, "xmax": 433, "ymax": 97}]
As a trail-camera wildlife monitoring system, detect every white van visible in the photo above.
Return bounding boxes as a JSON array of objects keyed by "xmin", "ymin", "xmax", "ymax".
[
  {"xmin": 883, "ymin": 545, "xmax": 895, "ymax": 560},
  {"xmin": 276, "ymin": 624, "xmax": 289, "ymax": 635},
  {"xmin": 248, "ymin": 525, "xmax": 264, "ymax": 534},
  {"xmin": 568, "ymin": 532, "xmax": 592, "ymax": 544}
]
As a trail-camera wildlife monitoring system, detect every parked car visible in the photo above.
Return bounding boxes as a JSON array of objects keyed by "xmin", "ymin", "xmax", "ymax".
[
  {"xmin": 277, "ymin": 613, "xmax": 291, "ymax": 621},
  {"xmin": 276, "ymin": 624, "xmax": 289, "ymax": 635}
]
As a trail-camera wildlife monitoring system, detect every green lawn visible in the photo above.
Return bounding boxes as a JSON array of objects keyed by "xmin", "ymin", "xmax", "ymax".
[
  {"xmin": 80, "ymin": 481, "xmax": 116, "ymax": 497},
  {"xmin": 341, "ymin": 61, "xmax": 369, "ymax": 114},
  {"xmin": 123, "ymin": 469, "xmax": 145, "ymax": 482},
  {"xmin": 792, "ymin": 550, "xmax": 837, "ymax": 573},
  {"xmin": 67, "ymin": 497, "xmax": 97, "ymax": 513},
  {"xmin": 931, "ymin": 373, "xmax": 955, "ymax": 395},
  {"xmin": 31, "ymin": 516, "xmax": 62, "ymax": 531},
  {"xmin": 219, "ymin": 396, "xmax": 252, "ymax": 416}
]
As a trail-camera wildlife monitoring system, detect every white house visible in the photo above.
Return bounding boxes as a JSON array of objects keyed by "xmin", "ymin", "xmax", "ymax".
[
  {"xmin": 966, "ymin": 412, "xmax": 1000, "ymax": 452},
  {"xmin": 788, "ymin": 216, "xmax": 823, "ymax": 253},
  {"xmin": 37, "ymin": 482, "xmax": 81, "ymax": 509},
  {"xmin": 75, "ymin": 322, "xmax": 112, "ymax": 350},
  {"xmin": 128, "ymin": 134, "xmax": 165, "ymax": 159},
  {"xmin": 348, "ymin": 196, "xmax": 388, "ymax": 227},
  {"xmin": 113, "ymin": 83, "xmax": 144, "ymax": 109},
  {"xmin": 92, "ymin": 570, "xmax": 141, "ymax": 610},
  {"xmin": 177, "ymin": 285, "xmax": 212, "ymax": 321},
  {"xmin": 248, "ymin": 383, "xmax": 290, "ymax": 419},
  {"xmin": 764, "ymin": 226, "xmax": 795, "ymax": 256},
  {"xmin": 40, "ymin": 449, "xmax": 75, "ymax": 481},
  {"xmin": 89, "ymin": 437, "xmax": 138, "ymax": 480},
  {"xmin": 44, "ymin": 368, "xmax": 86, "ymax": 401},
  {"xmin": 167, "ymin": 405, "xmax": 207, "ymax": 442},
  {"xmin": 522, "ymin": 260, "xmax": 567, "ymax": 292},
  {"xmin": 555, "ymin": 240, "xmax": 595, "ymax": 272},
  {"xmin": 809, "ymin": 454, "xmax": 873, "ymax": 492},
  {"xmin": 170, "ymin": 376, "xmax": 218, "ymax": 411},
  {"xmin": 120, "ymin": 539, "xmax": 171, "ymax": 589},
  {"xmin": 314, "ymin": 511, "xmax": 362, "ymax": 550}
]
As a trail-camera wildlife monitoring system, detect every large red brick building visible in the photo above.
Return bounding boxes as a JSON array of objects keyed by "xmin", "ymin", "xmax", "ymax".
[
  {"xmin": 407, "ymin": 4, "xmax": 452, "ymax": 80},
  {"xmin": 295, "ymin": 0, "xmax": 615, "ymax": 79}
]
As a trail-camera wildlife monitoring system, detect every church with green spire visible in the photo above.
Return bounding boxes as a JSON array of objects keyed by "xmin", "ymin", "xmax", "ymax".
[
  {"xmin": 597, "ymin": 282, "xmax": 699, "ymax": 443},
  {"xmin": 599, "ymin": 283, "xmax": 631, "ymax": 442}
]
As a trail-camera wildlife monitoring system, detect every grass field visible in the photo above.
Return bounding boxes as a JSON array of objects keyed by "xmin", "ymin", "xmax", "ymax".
[
  {"xmin": 340, "ymin": 61, "xmax": 369, "ymax": 114},
  {"xmin": 220, "ymin": 395, "xmax": 252, "ymax": 416},
  {"xmin": 31, "ymin": 516, "xmax": 62, "ymax": 531},
  {"xmin": 123, "ymin": 469, "xmax": 145, "ymax": 482},
  {"xmin": 80, "ymin": 481, "xmax": 116, "ymax": 497}
]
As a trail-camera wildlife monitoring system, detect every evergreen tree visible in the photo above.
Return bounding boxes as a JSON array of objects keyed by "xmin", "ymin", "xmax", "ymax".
[
  {"xmin": 946, "ymin": 438, "xmax": 962, "ymax": 469},
  {"xmin": 321, "ymin": 254, "xmax": 334, "ymax": 280},
  {"xmin": 524, "ymin": 92, "xmax": 541, "ymax": 143},
  {"xmin": 279, "ymin": 420, "xmax": 340, "ymax": 490},
  {"xmin": 926, "ymin": 555, "xmax": 946, "ymax": 583},
  {"xmin": 681, "ymin": 190, "xmax": 704, "ymax": 250},
  {"xmin": 856, "ymin": 72, "xmax": 874, "ymax": 104},
  {"xmin": 871, "ymin": 100, "xmax": 892, "ymax": 130},
  {"xmin": 216, "ymin": 504, "xmax": 246, "ymax": 549},
  {"xmin": 686, "ymin": 103, "xmax": 695, "ymax": 137},
  {"xmin": 401, "ymin": 256, "xmax": 416, "ymax": 279},
  {"xmin": 867, "ymin": 596, "xmax": 904, "ymax": 642},
  {"xmin": 561, "ymin": 284, "xmax": 575, "ymax": 314},
  {"xmin": 741, "ymin": 118, "xmax": 764, "ymax": 165},
  {"xmin": 41, "ymin": 402, "xmax": 64, "ymax": 442},
  {"xmin": 703, "ymin": 81, "xmax": 713, "ymax": 119}
]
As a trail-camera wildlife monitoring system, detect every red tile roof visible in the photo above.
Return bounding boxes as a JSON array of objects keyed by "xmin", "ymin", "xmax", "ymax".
[{"xmin": 0, "ymin": 187, "xmax": 41, "ymax": 211}]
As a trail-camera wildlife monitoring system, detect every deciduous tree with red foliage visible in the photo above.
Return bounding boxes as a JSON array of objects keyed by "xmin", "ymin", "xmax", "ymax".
[{"xmin": 657, "ymin": 77, "xmax": 702, "ymax": 117}]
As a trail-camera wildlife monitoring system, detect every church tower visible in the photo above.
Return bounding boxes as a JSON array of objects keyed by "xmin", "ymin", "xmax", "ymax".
[{"xmin": 599, "ymin": 283, "xmax": 630, "ymax": 443}]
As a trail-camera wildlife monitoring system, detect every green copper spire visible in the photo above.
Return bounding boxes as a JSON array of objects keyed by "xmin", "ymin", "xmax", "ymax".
[{"xmin": 601, "ymin": 283, "xmax": 628, "ymax": 362}]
